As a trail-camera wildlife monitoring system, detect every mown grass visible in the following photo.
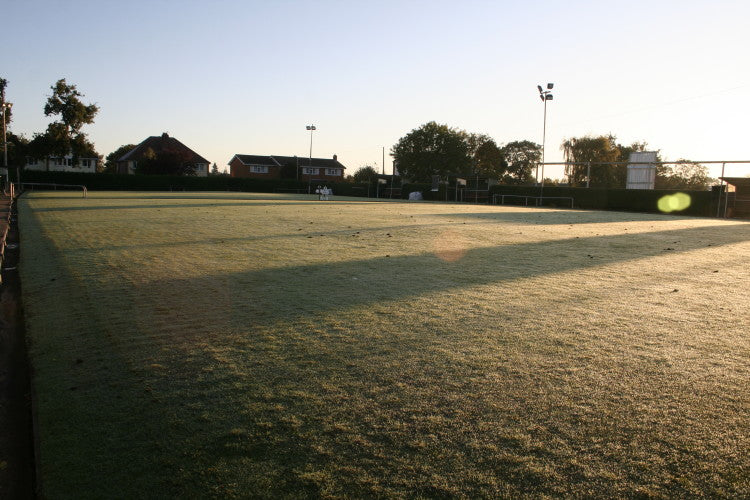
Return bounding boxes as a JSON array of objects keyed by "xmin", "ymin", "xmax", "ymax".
[{"xmin": 19, "ymin": 191, "xmax": 750, "ymax": 498}]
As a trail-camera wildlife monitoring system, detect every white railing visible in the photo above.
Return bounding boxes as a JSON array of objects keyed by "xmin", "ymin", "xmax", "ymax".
[{"xmin": 19, "ymin": 182, "xmax": 87, "ymax": 198}]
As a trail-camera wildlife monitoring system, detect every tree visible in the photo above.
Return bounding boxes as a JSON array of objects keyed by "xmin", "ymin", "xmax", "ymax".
[
  {"xmin": 465, "ymin": 134, "xmax": 506, "ymax": 180},
  {"xmin": 211, "ymin": 163, "xmax": 219, "ymax": 175},
  {"xmin": 561, "ymin": 135, "xmax": 662, "ymax": 188},
  {"xmin": 31, "ymin": 79, "xmax": 100, "ymax": 163},
  {"xmin": 103, "ymin": 144, "xmax": 137, "ymax": 173},
  {"xmin": 4, "ymin": 132, "xmax": 29, "ymax": 167},
  {"xmin": 391, "ymin": 121, "xmax": 471, "ymax": 182},
  {"xmin": 500, "ymin": 140, "xmax": 540, "ymax": 184},
  {"xmin": 561, "ymin": 135, "xmax": 624, "ymax": 187},
  {"xmin": 44, "ymin": 79, "xmax": 99, "ymax": 135},
  {"xmin": 352, "ymin": 165, "xmax": 378, "ymax": 183},
  {"xmin": 656, "ymin": 160, "xmax": 715, "ymax": 190},
  {"xmin": 1, "ymin": 78, "xmax": 11, "ymax": 124}
]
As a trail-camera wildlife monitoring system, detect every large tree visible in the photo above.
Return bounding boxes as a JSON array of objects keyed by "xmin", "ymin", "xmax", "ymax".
[
  {"xmin": 500, "ymin": 140, "xmax": 540, "ymax": 185},
  {"xmin": 391, "ymin": 121, "xmax": 471, "ymax": 182},
  {"xmin": 32, "ymin": 79, "xmax": 99, "ymax": 162}
]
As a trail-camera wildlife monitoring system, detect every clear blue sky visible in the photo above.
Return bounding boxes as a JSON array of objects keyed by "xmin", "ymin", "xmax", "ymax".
[{"xmin": 5, "ymin": 0, "xmax": 750, "ymax": 179}]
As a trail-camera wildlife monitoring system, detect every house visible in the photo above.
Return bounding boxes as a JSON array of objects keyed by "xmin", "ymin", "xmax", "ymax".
[
  {"xmin": 24, "ymin": 154, "xmax": 98, "ymax": 173},
  {"xmin": 117, "ymin": 133, "xmax": 210, "ymax": 177},
  {"xmin": 229, "ymin": 154, "xmax": 346, "ymax": 182}
]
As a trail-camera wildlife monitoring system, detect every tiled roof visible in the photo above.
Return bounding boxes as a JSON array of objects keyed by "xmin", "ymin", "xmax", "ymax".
[
  {"xmin": 232, "ymin": 154, "xmax": 346, "ymax": 169},
  {"xmin": 233, "ymin": 155, "xmax": 279, "ymax": 166},
  {"xmin": 119, "ymin": 133, "xmax": 209, "ymax": 164}
]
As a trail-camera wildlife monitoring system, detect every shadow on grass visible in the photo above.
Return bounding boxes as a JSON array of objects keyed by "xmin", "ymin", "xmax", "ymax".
[
  {"xmin": 21, "ymin": 204, "xmax": 750, "ymax": 497},
  {"xmin": 105, "ymin": 222, "xmax": 750, "ymax": 334}
]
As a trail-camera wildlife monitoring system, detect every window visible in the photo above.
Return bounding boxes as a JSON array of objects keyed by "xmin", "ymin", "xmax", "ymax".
[
  {"xmin": 195, "ymin": 164, "xmax": 205, "ymax": 171},
  {"xmin": 326, "ymin": 168, "xmax": 341, "ymax": 176},
  {"xmin": 81, "ymin": 159, "xmax": 92, "ymax": 168},
  {"xmin": 54, "ymin": 158, "xmax": 65, "ymax": 166},
  {"xmin": 252, "ymin": 165, "xmax": 269, "ymax": 173},
  {"xmin": 302, "ymin": 167, "xmax": 319, "ymax": 175},
  {"xmin": 27, "ymin": 159, "xmax": 38, "ymax": 166}
]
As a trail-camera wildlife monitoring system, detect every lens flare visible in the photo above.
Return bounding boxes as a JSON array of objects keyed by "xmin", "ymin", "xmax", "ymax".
[
  {"xmin": 658, "ymin": 192, "xmax": 691, "ymax": 213},
  {"xmin": 433, "ymin": 230, "xmax": 468, "ymax": 262}
]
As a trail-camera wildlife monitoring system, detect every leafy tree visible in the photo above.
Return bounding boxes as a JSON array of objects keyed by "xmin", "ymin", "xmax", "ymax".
[
  {"xmin": 466, "ymin": 134, "xmax": 506, "ymax": 180},
  {"xmin": 500, "ymin": 140, "xmax": 540, "ymax": 184},
  {"xmin": 44, "ymin": 79, "xmax": 99, "ymax": 135},
  {"xmin": 656, "ymin": 160, "xmax": 715, "ymax": 190},
  {"xmin": 352, "ymin": 165, "xmax": 378, "ymax": 183},
  {"xmin": 4, "ymin": 132, "xmax": 29, "ymax": 167},
  {"xmin": 0, "ymin": 78, "xmax": 11, "ymax": 124},
  {"xmin": 30, "ymin": 79, "xmax": 100, "ymax": 163},
  {"xmin": 561, "ymin": 135, "xmax": 624, "ymax": 187},
  {"xmin": 103, "ymin": 144, "xmax": 137, "ymax": 173},
  {"xmin": 391, "ymin": 121, "xmax": 471, "ymax": 182}
]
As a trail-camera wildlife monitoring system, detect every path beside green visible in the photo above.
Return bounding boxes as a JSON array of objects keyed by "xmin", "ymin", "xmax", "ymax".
[{"xmin": 19, "ymin": 191, "xmax": 750, "ymax": 497}]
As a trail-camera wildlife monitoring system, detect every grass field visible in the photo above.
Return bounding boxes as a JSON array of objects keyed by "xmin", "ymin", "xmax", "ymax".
[{"xmin": 18, "ymin": 191, "xmax": 750, "ymax": 498}]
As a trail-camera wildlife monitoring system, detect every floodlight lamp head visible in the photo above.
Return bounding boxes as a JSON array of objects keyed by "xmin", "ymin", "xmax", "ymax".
[
  {"xmin": 547, "ymin": 83, "xmax": 554, "ymax": 89},
  {"xmin": 546, "ymin": 94, "xmax": 553, "ymax": 100},
  {"xmin": 539, "ymin": 95, "xmax": 545, "ymax": 102},
  {"xmin": 537, "ymin": 85, "xmax": 543, "ymax": 94}
]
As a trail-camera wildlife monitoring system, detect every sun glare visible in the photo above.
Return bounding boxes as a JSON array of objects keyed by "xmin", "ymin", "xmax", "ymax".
[{"xmin": 658, "ymin": 193, "xmax": 692, "ymax": 213}]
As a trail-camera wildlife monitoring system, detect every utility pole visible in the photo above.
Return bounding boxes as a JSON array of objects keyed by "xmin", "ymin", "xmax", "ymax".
[{"xmin": 1, "ymin": 83, "xmax": 13, "ymax": 189}]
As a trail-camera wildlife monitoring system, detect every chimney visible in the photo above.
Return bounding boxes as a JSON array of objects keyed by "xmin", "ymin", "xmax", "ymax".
[
  {"xmin": 333, "ymin": 154, "xmax": 337, "ymax": 161},
  {"xmin": 161, "ymin": 132, "xmax": 169, "ymax": 139}
]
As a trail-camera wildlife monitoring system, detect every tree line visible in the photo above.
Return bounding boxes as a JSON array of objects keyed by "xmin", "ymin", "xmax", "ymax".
[{"xmin": 352, "ymin": 122, "xmax": 715, "ymax": 190}]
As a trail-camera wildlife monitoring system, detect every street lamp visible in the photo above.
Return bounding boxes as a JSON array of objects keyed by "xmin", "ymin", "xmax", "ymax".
[
  {"xmin": 306, "ymin": 125, "xmax": 316, "ymax": 193},
  {"xmin": 537, "ymin": 83, "xmax": 553, "ymax": 193}
]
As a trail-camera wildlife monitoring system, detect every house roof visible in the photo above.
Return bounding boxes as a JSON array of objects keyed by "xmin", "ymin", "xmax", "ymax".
[
  {"xmin": 118, "ymin": 133, "xmax": 209, "ymax": 164},
  {"xmin": 721, "ymin": 177, "xmax": 750, "ymax": 187},
  {"xmin": 231, "ymin": 154, "xmax": 346, "ymax": 169}
]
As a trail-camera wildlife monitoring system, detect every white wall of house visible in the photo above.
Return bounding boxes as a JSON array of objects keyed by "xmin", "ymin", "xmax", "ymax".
[
  {"xmin": 25, "ymin": 155, "xmax": 97, "ymax": 173},
  {"xmin": 193, "ymin": 163, "xmax": 208, "ymax": 177}
]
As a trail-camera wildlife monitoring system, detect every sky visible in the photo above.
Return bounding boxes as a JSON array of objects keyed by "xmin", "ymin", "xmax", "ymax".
[{"xmin": 4, "ymin": 0, "xmax": 750, "ymax": 180}]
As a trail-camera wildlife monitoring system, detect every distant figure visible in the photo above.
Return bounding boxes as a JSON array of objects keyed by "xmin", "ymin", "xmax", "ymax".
[{"xmin": 319, "ymin": 185, "xmax": 332, "ymax": 201}]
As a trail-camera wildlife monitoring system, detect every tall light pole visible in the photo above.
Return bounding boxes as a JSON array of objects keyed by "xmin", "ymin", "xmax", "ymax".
[
  {"xmin": 306, "ymin": 125, "xmax": 316, "ymax": 193},
  {"xmin": 306, "ymin": 124, "xmax": 316, "ymax": 166},
  {"xmin": 2, "ymin": 101, "xmax": 12, "ymax": 186},
  {"xmin": 537, "ymin": 83, "xmax": 553, "ymax": 194}
]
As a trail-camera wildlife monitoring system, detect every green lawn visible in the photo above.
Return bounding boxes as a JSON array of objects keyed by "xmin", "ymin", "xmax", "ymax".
[{"xmin": 19, "ymin": 191, "xmax": 750, "ymax": 498}]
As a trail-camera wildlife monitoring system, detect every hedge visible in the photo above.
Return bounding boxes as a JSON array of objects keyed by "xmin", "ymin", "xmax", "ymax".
[
  {"xmin": 14, "ymin": 170, "xmax": 720, "ymax": 216},
  {"xmin": 14, "ymin": 170, "xmax": 372, "ymax": 197},
  {"xmin": 487, "ymin": 184, "xmax": 718, "ymax": 216}
]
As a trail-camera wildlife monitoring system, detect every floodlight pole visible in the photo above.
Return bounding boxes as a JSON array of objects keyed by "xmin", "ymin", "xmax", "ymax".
[
  {"xmin": 306, "ymin": 124, "xmax": 316, "ymax": 193},
  {"xmin": 537, "ymin": 83, "xmax": 553, "ymax": 199}
]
